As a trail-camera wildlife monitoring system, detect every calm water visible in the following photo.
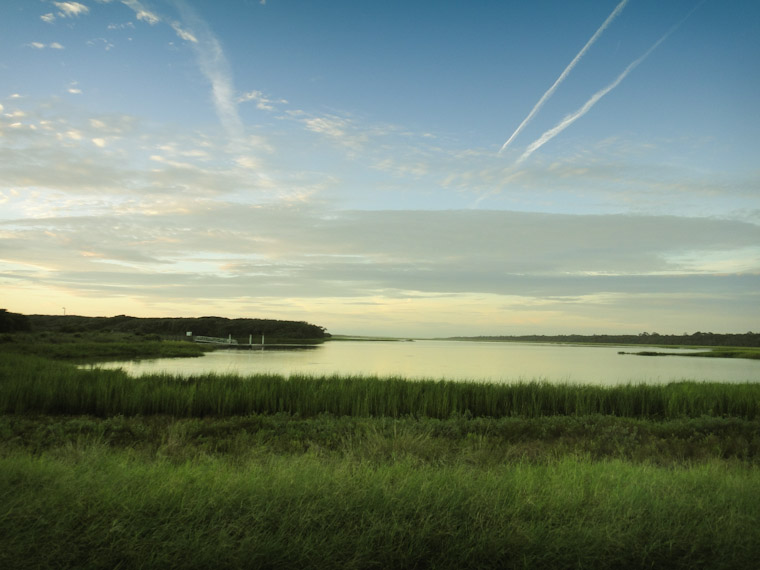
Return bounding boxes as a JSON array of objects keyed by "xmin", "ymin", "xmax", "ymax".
[{"xmin": 92, "ymin": 340, "xmax": 760, "ymax": 385}]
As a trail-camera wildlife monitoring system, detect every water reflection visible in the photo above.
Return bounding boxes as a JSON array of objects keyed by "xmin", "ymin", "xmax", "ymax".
[{"xmin": 91, "ymin": 340, "xmax": 760, "ymax": 385}]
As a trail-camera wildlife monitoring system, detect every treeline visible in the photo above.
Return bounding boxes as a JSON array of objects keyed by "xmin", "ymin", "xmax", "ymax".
[
  {"xmin": 0, "ymin": 310, "xmax": 32, "ymax": 333},
  {"xmin": 1, "ymin": 310, "xmax": 329, "ymax": 340},
  {"xmin": 448, "ymin": 331, "xmax": 760, "ymax": 347}
]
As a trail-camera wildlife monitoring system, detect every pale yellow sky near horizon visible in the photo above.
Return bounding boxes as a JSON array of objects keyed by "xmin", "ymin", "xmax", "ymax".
[{"xmin": 4, "ymin": 282, "xmax": 751, "ymax": 338}]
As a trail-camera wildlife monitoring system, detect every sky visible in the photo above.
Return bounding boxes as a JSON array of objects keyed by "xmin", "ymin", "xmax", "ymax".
[{"xmin": 1, "ymin": 0, "xmax": 759, "ymax": 337}]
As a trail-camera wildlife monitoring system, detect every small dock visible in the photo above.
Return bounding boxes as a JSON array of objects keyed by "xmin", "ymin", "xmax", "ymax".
[
  {"xmin": 190, "ymin": 334, "xmax": 318, "ymax": 350},
  {"xmin": 224, "ymin": 343, "xmax": 320, "ymax": 351},
  {"xmin": 192, "ymin": 335, "xmax": 238, "ymax": 345}
]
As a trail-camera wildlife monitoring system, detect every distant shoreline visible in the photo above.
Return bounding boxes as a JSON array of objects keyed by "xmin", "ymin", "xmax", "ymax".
[{"xmin": 441, "ymin": 332, "xmax": 760, "ymax": 348}]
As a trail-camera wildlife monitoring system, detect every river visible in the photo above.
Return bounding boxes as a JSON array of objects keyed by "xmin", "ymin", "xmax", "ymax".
[{"xmin": 92, "ymin": 340, "xmax": 759, "ymax": 385}]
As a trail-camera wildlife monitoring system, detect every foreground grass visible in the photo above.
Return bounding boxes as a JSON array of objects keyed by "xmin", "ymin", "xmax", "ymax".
[{"xmin": 1, "ymin": 447, "xmax": 759, "ymax": 570}]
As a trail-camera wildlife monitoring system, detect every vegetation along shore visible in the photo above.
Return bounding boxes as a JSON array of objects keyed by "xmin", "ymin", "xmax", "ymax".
[{"xmin": 1, "ymin": 311, "xmax": 759, "ymax": 568}]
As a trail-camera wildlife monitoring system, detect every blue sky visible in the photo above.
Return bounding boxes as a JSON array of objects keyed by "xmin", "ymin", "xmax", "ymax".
[{"xmin": 1, "ymin": 0, "xmax": 758, "ymax": 336}]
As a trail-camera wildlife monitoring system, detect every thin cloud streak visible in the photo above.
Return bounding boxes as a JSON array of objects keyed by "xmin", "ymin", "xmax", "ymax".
[
  {"xmin": 171, "ymin": 0, "xmax": 244, "ymax": 142},
  {"xmin": 120, "ymin": 1, "xmax": 239, "ymax": 141},
  {"xmin": 121, "ymin": 0, "xmax": 160, "ymax": 25},
  {"xmin": 499, "ymin": 0, "xmax": 628, "ymax": 154},
  {"xmin": 519, "ymin": 1, "xmax": 705, "ymax": 164}
]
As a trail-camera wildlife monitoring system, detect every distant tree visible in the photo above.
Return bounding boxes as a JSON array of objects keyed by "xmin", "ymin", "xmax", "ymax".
[
  {"xmin": 0, "ymin": 309, "xmax": 31, "ymax": 332},
  {"xmin": 25, "ymin": 313, "xmax": 330, "ymax": 339}
]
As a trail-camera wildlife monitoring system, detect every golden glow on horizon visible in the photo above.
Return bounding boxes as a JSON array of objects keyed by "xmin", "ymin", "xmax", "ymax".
[{"xmin": 3, "ymin": 283, "xmax": 737, "ymax": 337}]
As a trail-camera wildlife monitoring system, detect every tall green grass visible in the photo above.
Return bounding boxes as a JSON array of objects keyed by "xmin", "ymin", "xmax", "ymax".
[
  {"xmin": 3, "ymin": 349, "xmax": 759, "ymax": 569},
  {"xmin": 1, "ymin": 449, "xmax": 758, "ymax": 570},
  {"xmin": 2, "ymin": 353, "xmax": 759, "ymax": 419},
  {"xmin": 4, "ymin": 413, "xmax": 759, "ymax": 465}
]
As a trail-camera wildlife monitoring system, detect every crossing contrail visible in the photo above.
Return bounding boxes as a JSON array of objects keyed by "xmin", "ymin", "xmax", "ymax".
[
  {"xmin": 517, "ymin": 1, "xmax": 704, "ymax": 164},
  {"xmin": 499, "ymin": 0, "xmax": 629, "ymax": 154}
]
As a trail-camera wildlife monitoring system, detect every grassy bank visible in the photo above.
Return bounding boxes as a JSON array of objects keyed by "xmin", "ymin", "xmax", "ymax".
[{"xmin": 0, "ymin": 331, "xmax": 212, "ymax": 360}]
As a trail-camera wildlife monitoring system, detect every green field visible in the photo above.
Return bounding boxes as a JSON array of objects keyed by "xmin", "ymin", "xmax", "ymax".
[
  {"xmin": 0, "ymin": 331, "xmax": 213, "ymax": 360},
  {"xmin": 1, "ymin": 337, "xmax": 759, "ymax": 569}
]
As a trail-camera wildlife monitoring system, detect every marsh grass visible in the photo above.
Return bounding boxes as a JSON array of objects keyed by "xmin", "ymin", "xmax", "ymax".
[
  {"xmin": 2, "ymin": 353, "xmax": 759, "ymax": 419},
  {"xmin": 0, "ymin": 332, "xmax": 211, "ymax": 360},
  {"xmin": 3, "ymin": 348, "xmax": 760, "ymax": 569},
  {"xmin": 1, "ymin": 448, "xmax": 758, "ymax": 570},
  {"xmin": 626, "ymin": 347, "xmax": 760, "ymax": 360},
  {"xmin": 3, "ymin": 413, "xmax": 759, "ymax": 466}
]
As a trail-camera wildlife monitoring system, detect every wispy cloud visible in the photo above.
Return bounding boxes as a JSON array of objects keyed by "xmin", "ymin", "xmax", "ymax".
[
  {"xmin": 499, "ymin": 0, "xmax": 628, "ymax": 154},
  {"xmin": 238, "ymin": 90, "xmax": 288, "ymax": 111},
  {"xmin": 172, "ymin": 0, "xmax": 244, "ymax": 142},
  {"xmin": 170, "ymin": 21, "xmax": 198, "ymax": 43},
  {"xmin": 519, "ymin": 2, "xmax": 705, "ymax": 164},
  {"xmin": 298, "ymin": 114, "xmax": 370, "ymax": 152},
  {"xmin": 40, "ymin": 1, "xmax": 91, "ymax": 23},
  {"xmin": 27, "ymin": 42, "xmax": 65, "ymax": 50},
  {"xmin": 303, "ymin": 116, "xmax": 350, "ymax": 139},
  {"xmin": 87, "ymin": 38, "xmax": 115, "ymax": 51},
  {"xmin": 107, "ymin": 22, "xmax": 135, "ymax": 30},
  {"xmin": 120, "ymin": 0, "xmax": 160, "ymax": 25},
  {"xmin": 53, "ymin": 2, "xmax": 90, "ymax": 18},
  {"xmin": 119, "ymin": 0, "xmax": 196, "ymax": 43},
  {"xmin": 117, "ymin": 0, "xmax": 242, "ymax": 141}
]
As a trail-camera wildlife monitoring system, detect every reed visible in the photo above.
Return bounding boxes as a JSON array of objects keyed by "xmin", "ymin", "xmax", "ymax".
[
  {"xmin": 1, "ymin": 448, "xmax": 758, "ymax": 570},
  {"xmin": 4, "ymin": 413, "xmax": 759, "ymax": 465},
  {"xmin": 2, "ymin": 353, "xmax": 759, "ymax": 419}
]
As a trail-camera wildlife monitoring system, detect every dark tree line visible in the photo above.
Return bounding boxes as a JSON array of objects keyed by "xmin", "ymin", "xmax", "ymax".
[
  {"xmin": 5, "ymin": 311, "xmax": 329, "ymax": 339},
  {"xmin": 447, "ymin": 332, "xmax": 760, "ymax": 347},
  {"xmin": 0, "ymin": 309, "xmax": 32, "ymax": 333}
]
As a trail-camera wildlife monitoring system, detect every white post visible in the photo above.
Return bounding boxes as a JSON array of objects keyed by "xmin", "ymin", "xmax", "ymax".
[{"xmin": 261, "ymin": 334, "xmax": 265, "ymax": 345}]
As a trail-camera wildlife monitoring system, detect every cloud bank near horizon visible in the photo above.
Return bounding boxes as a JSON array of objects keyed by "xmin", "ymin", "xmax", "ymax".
[{"xmin": 3, "ymin": 195, "xmax": 759, "ymax": 334}]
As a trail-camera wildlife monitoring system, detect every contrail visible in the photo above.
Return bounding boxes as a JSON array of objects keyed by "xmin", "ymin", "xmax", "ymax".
[
  {"xmin": 517, "ymin": 1, "xmax": 704, "ymax": 164},
  {"xmin": 499, "ymin": 0, "xmax": 629, "ymax": 154}
]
